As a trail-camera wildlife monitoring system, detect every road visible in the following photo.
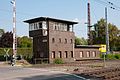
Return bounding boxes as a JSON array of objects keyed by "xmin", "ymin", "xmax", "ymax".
[{"xmin": 0, "ymin": 66, "xmax": 86, "ymax": 80}]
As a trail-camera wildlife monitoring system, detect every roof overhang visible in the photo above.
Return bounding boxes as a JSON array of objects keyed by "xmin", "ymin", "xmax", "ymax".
[{"xmin": 24, "ymin": 17, "xmax": 78, "ymax": 25}]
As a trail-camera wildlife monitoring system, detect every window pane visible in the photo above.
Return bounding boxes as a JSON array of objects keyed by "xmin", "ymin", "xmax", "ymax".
[
  {"xmin": 58, "ymin": 51, "xmax": 62, "ymax": 58},
  {"xmin": 92, "ymin": 51, "xmax": 96, "ymax": 57},
  {"xmin": 65, "ymin": 39, "xmax": 67, "ymax": 43},
  {"xmin": 65, "ymin": 51, "xmax": 68, "ymax": 58},
  {"xmin": 59, "ymin": 38, "xmax": 61, "ymax": 43},
  {"xmin": 39, "ymin": 22, "xmax": 42, "ymax": 29},
  {"xmin": 71, "ymin": 51, "xmax": 73, "ymax": 58},
  {"xmin": 52, "ymin": 38, "xmax": 55, "ymax": 43},
  {"xmin": 80, "ymin": 51, "xmax": 83, "ymax": 58},
  {"xmin": 52, "ymin": 51, "xmax": 55, "ymax": 58},
  {"xmin": 87, "ymin": 51, "xmax": 90, "ymax": 57}
]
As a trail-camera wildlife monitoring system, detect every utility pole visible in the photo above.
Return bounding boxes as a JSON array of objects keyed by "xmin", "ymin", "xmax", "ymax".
[
  {"xmin": 11, "ymin": 0, "xmax": 17, "ymax": 66},
  {"xmin": 105, "ymin": 7, "xmax": 110, "ymax": 54}
]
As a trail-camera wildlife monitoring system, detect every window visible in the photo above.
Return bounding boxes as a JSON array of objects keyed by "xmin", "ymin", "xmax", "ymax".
[
  {"xmin": 52, "ymin": 38, "xmax": 55, "ymax": 43},
  {"xmin": 87, "ymin": 51, "xmax": 90, "ymax": 57},
  {"xmin": 70, "ymin": 39, "xmax": 73, "ymax": 44},
  {"xmin": 65, "ymin": 51, "xmax": 68, "ymax": 58},
  {"xmin": 42, "ymin": 21, "xmax": 47, "ymax": 29},
  {"xmin": 43, "ymin": 30, "xmax": 47, "ymax": 36},
  {"xmin": 71, "ymin": 51, "xmax": 74, "ymax": 58},
  {"xmin": 58, "ymin": 51, "xmax": 62, "ymax": 58},
  {"xmin": 59, "ymin": 38, "xmax": 61, "ymax": 43},
  {"xmin": 65, "ymin": 39, "xmax": 67, "ymax": 43},
  {"xmin": 39, "ymin": 22, "xmax": 42, "ymax": 29},
  {"xmin": 55, "ymin": 26, "xmax": 57, "ymax": 30},
  {"xmin": 52, "ymin": 51, "xmax": 55, "ymax": 58},
  {"xmin": 80, "ymin": 51, "xmax": 83, "ymax": 58},
  {"xmin": 92, "ymin": 51, "xmax": 96, "ymax": 57}
]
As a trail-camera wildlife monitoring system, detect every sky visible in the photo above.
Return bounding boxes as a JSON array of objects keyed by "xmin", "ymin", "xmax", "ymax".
[{"xmin": 0, "ymin": 0, "xmax": 120, "ymax": 38}]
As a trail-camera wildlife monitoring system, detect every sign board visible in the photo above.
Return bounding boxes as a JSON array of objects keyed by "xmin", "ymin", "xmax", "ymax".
[{"xmin": 99, "ymin": 45, "xmax": 106, "ymax": 53}]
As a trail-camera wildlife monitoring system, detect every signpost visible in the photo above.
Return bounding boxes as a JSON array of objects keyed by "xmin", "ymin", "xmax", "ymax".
[
  {"xmin": 4, "ymin": 49, "xmax": 10, "ymax": 62},
  {"xmin": 99, "ymin": 45, "xmax": 106, "ymax": 67}
]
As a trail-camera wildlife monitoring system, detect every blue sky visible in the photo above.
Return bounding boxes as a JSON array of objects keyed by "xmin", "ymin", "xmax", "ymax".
[{"xmin": 0, "ymin": 0, "xmax": 120, "ymax": 38}]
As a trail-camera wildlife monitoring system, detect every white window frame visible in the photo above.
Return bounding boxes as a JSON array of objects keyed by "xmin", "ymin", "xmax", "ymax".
[
  {"xmin": 92, "ymin": 51, "xmax": 96, "ymax": 57},
  {"xmin": 86, "ymin": 51, "xmax": 90, "ymax": 57},
  {"xmin": 80, "ymin": 51, "xmax": 83, "ymax": 58}
]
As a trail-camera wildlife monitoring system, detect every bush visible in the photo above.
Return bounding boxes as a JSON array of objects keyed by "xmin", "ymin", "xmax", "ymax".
[
  {"xmin": 114, "ymin": 54, "xmax": 120, "ymax": 59},
  {"xmin": 53, "ymin": 58, "xmax": 64, "ymax": 64},
  {"xmin": 0, "ymin": 48, "xmax": 33, "ymax": 61},
  {"xmin": 100, "ymin": 53, "xmax": 120, "ymax": 60},
  {"xmin": 0, "ymin": 55, "xmax": 5, "ymax": 61}
]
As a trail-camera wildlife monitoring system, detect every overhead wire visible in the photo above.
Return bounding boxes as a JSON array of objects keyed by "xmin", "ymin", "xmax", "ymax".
[{"xmin": 94, "ymin": 0, "xmax": 120, "ymax": 12}]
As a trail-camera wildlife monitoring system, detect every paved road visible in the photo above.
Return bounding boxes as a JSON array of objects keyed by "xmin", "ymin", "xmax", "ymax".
[{"xmin": 0, "ymin": 66, "xmax": 86, "ymax": 80}]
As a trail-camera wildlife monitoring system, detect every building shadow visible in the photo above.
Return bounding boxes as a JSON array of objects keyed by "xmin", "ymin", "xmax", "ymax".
[{"xmin": 17, "ymin": 73, "xmax": 85, "ymax": 80}]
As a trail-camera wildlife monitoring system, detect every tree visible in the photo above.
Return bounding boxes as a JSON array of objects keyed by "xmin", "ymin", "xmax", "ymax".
[
  {"xmin": 0, "ymin": 29, "xmax": 4, "ymax": 37},
  {"xmin": 93, "ymin": 18, "xmax": 106, "ymax": 44},
  {"xmin": 17, "ymin": 36, "xmax": 32, "ymax": 48},
  {"xmin": 0, "ymin": 31, "xmax": 13, "ymax": 48},
  {"xmin": 92, "ymin": 18, "xmax": 120, "ymax": 51},
  {"xmin": 75, "ymin": 37, "xmax": 88, "ymax": 45}
]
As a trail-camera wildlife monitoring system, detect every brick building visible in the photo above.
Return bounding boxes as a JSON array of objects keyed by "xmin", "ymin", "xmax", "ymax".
[{"xmin": 24, "ymin": 17, "xmax": 100, "ymax": 63}]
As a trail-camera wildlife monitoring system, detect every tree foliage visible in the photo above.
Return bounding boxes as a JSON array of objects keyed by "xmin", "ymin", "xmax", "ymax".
[
  {"xmin": 92, "ymin": 18, "xmax": 120, "ymax": 51},
  {"xmin": 0, "ymin": 31, "xmax": 13, "ymax": 48},
  {"xmin": 0, "ymin": 30, "xmax": 32, "ymax": 48},
  {"xmin": 0, "ymin": 29, "xmax": 4, "ymax": 37},
  {"xmin": 17, "ymin": 36, "xmax": 32, "ymax": 48},
  {"xmin": 75, "ymin": 37, "xmax": 88, "ymax": 45}
]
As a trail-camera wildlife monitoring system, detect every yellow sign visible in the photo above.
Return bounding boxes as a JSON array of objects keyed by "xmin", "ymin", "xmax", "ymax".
[{"xmin": 99, "ymin": 45, "xmax": 106, "ymax": 52}]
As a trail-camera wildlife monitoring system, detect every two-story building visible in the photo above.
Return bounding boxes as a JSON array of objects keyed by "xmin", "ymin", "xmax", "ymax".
[{"xmin": 24, "ymin": 17, "xmax": 100, "ymax": 63}]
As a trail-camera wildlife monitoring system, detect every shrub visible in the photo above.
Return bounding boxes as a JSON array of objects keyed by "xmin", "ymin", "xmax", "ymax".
[
  {"xmin": 0, "ymin": 48, "xmax": 33, "ymax": 61},
  {"xmin": 114, "ymin": 54, "xmax": 120, "ymax": 59},
  {"xmin": 53, "ymin": 58, "xmax": 64, "ymax": 64},
  {"xmin": 100, "ymin": 53, "xmax": 120, "ymax": 60},
  {"xmin": 0, "ymin": 55, "xmax": 5, "ymax": 61}
]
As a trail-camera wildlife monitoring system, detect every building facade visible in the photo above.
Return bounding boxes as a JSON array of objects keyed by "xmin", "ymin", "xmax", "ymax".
[{"xmin": 24, "ymin": 17, "xmax": 100, "ymax": 63}]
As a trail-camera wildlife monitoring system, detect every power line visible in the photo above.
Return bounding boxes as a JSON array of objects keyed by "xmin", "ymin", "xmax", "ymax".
[
  {"xmin": 94, "ymin": 0, "xmax": 120, "ymax": 11},
  {"xmin": 0, "ymin": 8, "xmax": 38, "ymax": 17}
]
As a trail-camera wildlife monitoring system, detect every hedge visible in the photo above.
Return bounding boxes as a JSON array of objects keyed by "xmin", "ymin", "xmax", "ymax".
[
  {"xmin": 0, "ymin": 48, "xmax": 33, "ymax": 61},
  {"xmin": 100, "ymin": 53, "xmax": 120, "ymax": 60}
]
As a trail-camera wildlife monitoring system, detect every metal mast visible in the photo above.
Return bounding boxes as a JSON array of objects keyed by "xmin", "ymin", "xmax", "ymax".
[
  {"xmin": 105, "ymin": 7, "xmax": 110, "ymax": 54},
  {"xmin": 87, "ymin": 0, "xmax": 92, "ymax": 45},
  {"xmin": 12, "ymin": 0, "xmax": 17, "ymax": 64}
]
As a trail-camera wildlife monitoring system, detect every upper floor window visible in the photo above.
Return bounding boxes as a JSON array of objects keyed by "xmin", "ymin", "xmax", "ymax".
[
  {"xmin": 59, "ymin": 38, "xmax": 61, "ymax": 43},
  {"xmin": 42, "ymin": 21, "xmax": 47, "ymax": 29},
  {"xmin": 65, "ymin": 39, "xmax": 67, "ymax": 44},
  {"xmin": 29, "ymin": 21, "xmax": 48, "ymax": 31},
  {"xmin": 70, "ymin": 39, "xmax": 73, "ymax": 44},
  {"xmin": 52, "ymin": 38, "xmax": 55, "ymax": 43},
  {"xmin": 55, "ymin": 26, "xmax": 57, "ymax": 30},
  {"xmin": 39, "ymin": 22, "xmax": 42, "ymax": 29},
  {"xmin": 53, "ymin": 22, "xmax": 68, "ymax": 31}
]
